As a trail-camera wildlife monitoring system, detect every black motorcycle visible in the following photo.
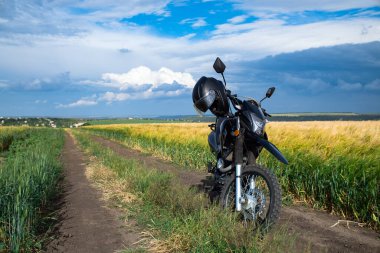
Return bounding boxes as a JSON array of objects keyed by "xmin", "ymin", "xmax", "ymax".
[{"xmin": 192, "ymin": 57, "xmax": 288, "ymax": 228}]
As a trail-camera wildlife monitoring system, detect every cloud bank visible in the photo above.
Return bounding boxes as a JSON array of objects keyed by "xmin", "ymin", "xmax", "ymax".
[
  {"xmin": 59, "ymin": 66, "xmax": 195, "ymax": 108},
  {"xmin": 1, "ymin": 0, "xmax": 379, "ymax": 116},
  {"xmin": 101, "ymin": 66, "xmax": 195, "ymax": 90}
]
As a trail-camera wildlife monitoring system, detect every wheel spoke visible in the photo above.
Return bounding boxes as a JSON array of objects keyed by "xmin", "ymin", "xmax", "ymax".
[
  {"xmin": 220, "ymin": 165, "xmax": 281, "ymax": 231},
  {"xmin": 225, "ymin": 170, "xmax": 271, "ymax": 223}
]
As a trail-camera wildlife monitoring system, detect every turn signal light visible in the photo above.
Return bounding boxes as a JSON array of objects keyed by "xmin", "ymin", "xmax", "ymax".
[{"xmin": 233, "ymin": 129, "xmax": 240, "ymax": 136}]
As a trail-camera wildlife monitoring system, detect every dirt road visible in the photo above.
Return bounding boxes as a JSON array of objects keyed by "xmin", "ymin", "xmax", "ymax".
[
  {"xmin": 44, "ymin": 133, "xmax": 140, "ymax": 253},
  {"xmin": 91, "ymin": 135, "xmax": 380, "ymax": 253}
]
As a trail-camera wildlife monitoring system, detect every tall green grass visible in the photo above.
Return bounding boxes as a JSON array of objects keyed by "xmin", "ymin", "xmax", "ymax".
[
  {"xmin": 82, "ymin": 121, "xmax": 380, "ymax": 229},
  {"xmin": 0, "ymin": 128, "xmax": 64, "ymax": 252},
  {"xmin": 0, "ymin": 127, "xmax": 28, "ymax": 152},
  {"xmin": 73, "ymin": 130, "xmax": 297, "ymax": 252}
]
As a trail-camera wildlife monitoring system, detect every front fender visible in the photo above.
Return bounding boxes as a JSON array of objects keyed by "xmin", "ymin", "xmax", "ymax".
[{"xmin": 249, "ymin": 132, "xmax": 288, "ymax": 165}]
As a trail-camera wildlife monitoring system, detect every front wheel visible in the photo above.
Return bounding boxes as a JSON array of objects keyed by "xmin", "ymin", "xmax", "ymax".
[{"xmin": 220, "ymin": 165, "xmax": 281, "ymax": 229}]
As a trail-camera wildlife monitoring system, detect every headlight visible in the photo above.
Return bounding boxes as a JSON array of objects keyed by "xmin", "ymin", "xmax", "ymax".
[{"xmin": 251, "ymin": 115, "xmax": 266, "ymax": 135}]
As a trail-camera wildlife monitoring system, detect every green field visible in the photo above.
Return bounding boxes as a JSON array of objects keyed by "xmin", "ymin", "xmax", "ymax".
[{"xmin": 0, "ymin": 127, "xmax": 64, "ymax": 252}]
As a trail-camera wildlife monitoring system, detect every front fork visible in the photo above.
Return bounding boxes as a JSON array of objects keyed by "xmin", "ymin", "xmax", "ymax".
[
  {"xmin": 234, "ymin": 126, "xmax": 244, "ymax": 211},
  {"xmin": 235, "ymin": 164, "xmax": 242, "ymax": 211}
]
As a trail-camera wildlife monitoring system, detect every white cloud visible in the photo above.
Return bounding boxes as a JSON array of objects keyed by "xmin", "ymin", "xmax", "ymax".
[
  {"xmin": 230, "ymin": 0, "xmax": 380, "ymax": 13},
  {"xmin": 228, "ymin": 15, "xmax": 248, "ymax": 24},
  {"xmin": 68, "ymin": 0, "xmax": 172, "ymax": 19},
  {"xmin": 0, "ymin": 80, "xmax": 8, "ymax": 88},
  {"xmin": 27, "ymin": 78, "xmax": 52, "ymax": 90},
  {"xmin": 0, "ymin": 18, "xmax": 9, "ymax": 24},
  {"xmin": 192, "ymin": 18, "xmax": 207, "ymax": 28},
  {"xmin": 35, "ymin": 100, "xmax": 47, "ymax": 104},
  {"xmin": 210, "ymin": 18, "xmax": 380, "ymax": 58},
  {"xmin": 100, "ymin": 91, "xmax": 131, "ymax": 102},
  {"xmin": 60, "ymin": 66, "xmax": 195, "ymax": 106},
  {"xmin": 180, "ymin": 17, "xmax": 207, "ymax": 28},
  {"xmin": 79, "ymin": 79, "xmax": 120, "ymax": 89},
  {"xmin": 101, "ymin": 66, "xmax": 195, "ymax": 90},
  {"xmin": 57, "ymin": 95, "xmax": 98, "ymax": 108},
  {"xmin": 0, "ymin": 0, "xmax": 171, "ymax": 28},
  {"xmin": 337, "ymin": 80, "xmax": 363, "ymax": 91},
  {"xmin": 1, "ymin": 16, "xmax": 379, "ymax": 86},
  {"xmin": 1, "ymin": 0, "xmax": 380, "ymax": 96},
  {"xmin": 213, "ymin": 19, "xmax": 282, "ymax": 35},
  {"xmin": 365, "ymin": 79, "xmax": 380, "ymax": 90},
  {"xmin": 98, "ymin": 90, "xmax": 158, "ymax": 102},
  {"xmin": 99, "ymin": 88, "xmax": 188, "ymax": 103}
]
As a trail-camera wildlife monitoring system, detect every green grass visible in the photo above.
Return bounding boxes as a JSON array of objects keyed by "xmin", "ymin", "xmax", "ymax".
[
  {"xmin": 73, "ymin": 130, "xmax": 297, "ymax": 252},
  {"xmin": 0, "ymin": 128, "xmax": 64, "ymax": 252},
  {"xmin": 81, "ymin": 121, "xmax": 380, "ymax": 230}
]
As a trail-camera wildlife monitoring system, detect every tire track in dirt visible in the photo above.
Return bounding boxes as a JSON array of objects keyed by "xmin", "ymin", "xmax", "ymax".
[
  {"xmin": 90, "ymin": 135, "xmax": 380, "ymax": 253},
  {"xmin": 44, "ymin": 133, "xmax": 141, "ymax": 253}
]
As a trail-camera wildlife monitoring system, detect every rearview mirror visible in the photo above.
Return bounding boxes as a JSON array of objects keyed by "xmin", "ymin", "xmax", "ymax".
[
  {"xmin": 266, "ymin": 87, "xmax": 275, "ymax": 98},
  {"xmin": 213, "ymin": 57, "xmax": 226, "ymax": 74}
]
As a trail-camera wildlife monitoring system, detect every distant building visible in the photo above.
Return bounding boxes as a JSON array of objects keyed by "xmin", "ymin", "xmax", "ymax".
[{"xmin": 73, "ymin": 122, "xmax": 88, "ymax": 128}]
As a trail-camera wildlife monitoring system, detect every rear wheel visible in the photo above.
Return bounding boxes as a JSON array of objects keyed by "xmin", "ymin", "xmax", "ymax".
[{"xmin": 220, "ymin": 165, "xmax": 281, "ymax": 230}]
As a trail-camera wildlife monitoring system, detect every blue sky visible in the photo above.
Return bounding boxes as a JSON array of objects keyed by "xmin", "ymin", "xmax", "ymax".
[{"xmin": 0, "ymin": 0, "xmax": 380, "ymax": 117}]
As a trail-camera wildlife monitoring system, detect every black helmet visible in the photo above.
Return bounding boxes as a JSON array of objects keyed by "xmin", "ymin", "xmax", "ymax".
[{"xmin": 192, "ymin": 76, "xmax": 229, "ymax": 116}]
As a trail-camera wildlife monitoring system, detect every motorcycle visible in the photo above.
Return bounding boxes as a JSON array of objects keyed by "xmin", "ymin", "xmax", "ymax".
[{"xmin": 194, "ymin": 57, "xmax": 288, "ymax": 228}]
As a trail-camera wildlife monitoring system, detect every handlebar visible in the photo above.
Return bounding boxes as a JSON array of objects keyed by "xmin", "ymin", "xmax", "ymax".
[{"xmin": 226, "ymin": 90, "xmax": 242, "ymax": 107}]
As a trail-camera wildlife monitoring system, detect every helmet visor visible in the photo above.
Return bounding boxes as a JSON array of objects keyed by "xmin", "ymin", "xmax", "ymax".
[
  {"xmin": 194, "ymin": 104, "xmax": 205, "ymax": 116},
  {"xmin": 194, "ymin": 90, "xmax": 216, "ymax": 115}
]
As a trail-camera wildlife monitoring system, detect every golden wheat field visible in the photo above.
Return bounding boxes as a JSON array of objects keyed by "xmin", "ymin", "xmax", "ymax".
[
  {"xmin": 83, "ymin": 121, "xmax": 380, "ymax": 228},
  {"xmin": 86, "ymin": 121, "xmax": 380, "ymax": 156}
]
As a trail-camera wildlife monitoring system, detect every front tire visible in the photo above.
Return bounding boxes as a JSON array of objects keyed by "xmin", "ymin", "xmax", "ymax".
[{"xmin": 220, "ymin": 165, "xmax": 281, "ymax": 229}]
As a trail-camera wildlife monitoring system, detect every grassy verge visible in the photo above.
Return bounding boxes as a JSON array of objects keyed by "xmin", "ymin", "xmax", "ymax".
[
  {"xmin": 82, "ymin": 122, "xmax": 380, "ymax": 229},
  {"xmin": 73, "ymin": 130, "xmax": 298, "ymax": 253},
  {"xmin": 0, "ymin": 128, "xmax": 64, "ymax": 252}
]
